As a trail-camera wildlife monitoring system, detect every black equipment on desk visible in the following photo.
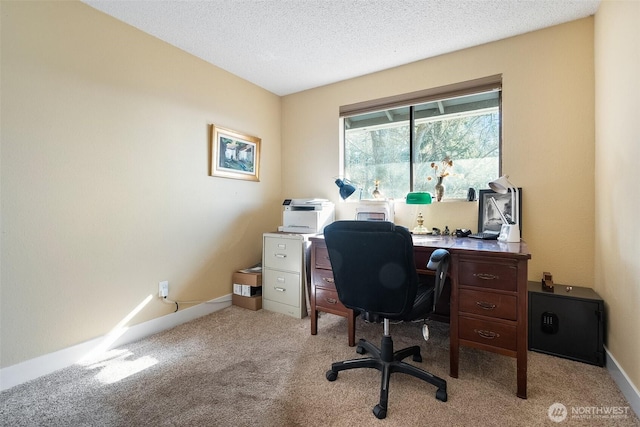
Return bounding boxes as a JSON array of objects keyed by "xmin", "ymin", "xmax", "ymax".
[
  {"xmin": 455, "ymin": 228, "xmax": 472, "ymax": 237},
  {"xmin": 468, "ymin": 230, "xmax": 500, "ymax": 240}
]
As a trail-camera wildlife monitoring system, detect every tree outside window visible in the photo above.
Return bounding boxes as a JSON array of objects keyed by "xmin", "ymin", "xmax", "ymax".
[{"xmin": 343, "ymin": 89, "xmax": 500, "ymax": 200}]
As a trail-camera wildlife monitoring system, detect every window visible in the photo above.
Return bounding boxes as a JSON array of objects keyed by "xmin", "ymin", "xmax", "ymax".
[{"xmin": 341, "ymin": 76, "xmax": 501, "ymax": 200}]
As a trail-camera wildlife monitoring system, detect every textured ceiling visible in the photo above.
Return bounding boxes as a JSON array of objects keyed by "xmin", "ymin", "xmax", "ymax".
[{"xmin": 82, "ymin": 0, "xmax": 601, "ymax": 96}]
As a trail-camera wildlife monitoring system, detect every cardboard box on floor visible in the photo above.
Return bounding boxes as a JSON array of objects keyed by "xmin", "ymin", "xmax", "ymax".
[
  {"xmin": 232, "ymin": 294, "xmax": 262, "ymax": 311},
  {"xmin": 232, "ymin": 271, "xmax": 262, "ymax": 311},
  {"xmin": 232, "ymin": 271, "xmax": 262, "ymax": 287}
]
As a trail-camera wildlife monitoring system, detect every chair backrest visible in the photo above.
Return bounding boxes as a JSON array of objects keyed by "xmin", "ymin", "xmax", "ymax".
[{"xmin": 323, "ymin": 221, "xmax": 419, "ymax": 319}]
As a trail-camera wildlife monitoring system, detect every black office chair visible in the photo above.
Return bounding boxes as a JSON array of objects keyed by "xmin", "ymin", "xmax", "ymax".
[{"xmin": 324, "ymin": 220, "xmax": 448, "ymax": 419}]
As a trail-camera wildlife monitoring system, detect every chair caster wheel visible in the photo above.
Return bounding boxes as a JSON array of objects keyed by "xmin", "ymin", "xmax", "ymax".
[
  {"xmin": 356, "ymin": 345, "xmax": 366, "ymax": 355},
  {"xmin": 436, "ymin": 388, "xmax": 447, "ymax": 402},
  {"xmin": 326, "ymin": 370, "xmax": 338, "ymax": 381},
  {"xmin": 373, "ymin": 404, "xmax": 387, "ymax": 419}
]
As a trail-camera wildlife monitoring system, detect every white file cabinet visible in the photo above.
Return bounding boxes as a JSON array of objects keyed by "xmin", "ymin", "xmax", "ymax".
[{"xmin": 262, "ymin": 233, "xmax": 309, "ymax": 319}]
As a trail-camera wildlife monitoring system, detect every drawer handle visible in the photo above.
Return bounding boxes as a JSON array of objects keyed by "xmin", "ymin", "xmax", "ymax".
[
  {"xmin": 476, "ymin": 301, "xmax": 497, "ymax": 310},
  {"xmin": 275, "ymin": 253, "xmax": 287, "ymax": 258},
  {"xmin": 474, "ymin": 329, "xmax": 500, "ymax": 339},
  {"xmin": 274, "ymin": 287, "xmax": 286, "ymax": 292},
  {"xmin": 325, "ymin": 298, "xmax": 338, "ymax": 304},
  {"xmin": 474, "ymin": 273, "xmax": 499, "ymax": 280},
  {"xmin": 322, "ymin": 277, "xmax": 335, "ymax": 284}
]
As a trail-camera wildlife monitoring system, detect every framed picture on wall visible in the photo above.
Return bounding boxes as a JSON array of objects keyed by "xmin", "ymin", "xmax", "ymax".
[
  {"xmin": 210, "ymin": 125, "xmax": 261, "ymax": 181},
  {"xmin": 477, "ymin": 188, "xmax": 522, "ymax": 235}
]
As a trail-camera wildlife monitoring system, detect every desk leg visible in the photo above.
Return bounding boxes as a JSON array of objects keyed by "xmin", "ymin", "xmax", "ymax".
[
  {"xmin": 450, "ymin": 339, "xmax": 459, "ymax": 378},
  {"xmin": 516, "ymin": 259, "xmax": 528, "ymax": 399},
  {"xmin": 347, "ymin": 309, "xmax": 356, "ymax": 347},
  {"xmin": 449, "ymin": 258, "xmax": 459, "ymax": 378},
  {"xmin": 517, "ymin": 352, "xmax": 527, "ymax": 399},
  {"xmin": 310, "ymin": 307, "xmax": 318, "ymax": 336}
]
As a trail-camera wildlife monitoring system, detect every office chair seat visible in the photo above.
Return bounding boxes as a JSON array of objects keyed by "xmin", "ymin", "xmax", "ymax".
[
  {"xmin": 360, "ymin": 282, "xmax": 433, "ymax": 324},
  {"xmin": 323, "ymin": 221, "xmax": 448, "ymax": 420}
]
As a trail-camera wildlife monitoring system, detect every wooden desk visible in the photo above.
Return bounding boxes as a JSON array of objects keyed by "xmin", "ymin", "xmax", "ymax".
[{"xmin": 309, "ymin": 234, "xmax": 531, "ymax": 399}]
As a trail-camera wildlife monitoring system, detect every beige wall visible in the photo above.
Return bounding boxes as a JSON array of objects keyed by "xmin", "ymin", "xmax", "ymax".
[
  {"xmin": 594, "ymin": 0, "xmax": 640, "ymax": 394},
  {"xmin": 1, "ymin": 1, "xmax": 282, "ymax": 367},
  {"xmin": 282, "ymin": 18, "xmax": 596, "ymax": 288}
]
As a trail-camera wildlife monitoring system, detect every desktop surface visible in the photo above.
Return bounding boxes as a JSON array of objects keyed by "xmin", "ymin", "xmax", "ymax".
[{"xmin": 411, "ymin": 234, "xmax": 530, "ymax": 257}]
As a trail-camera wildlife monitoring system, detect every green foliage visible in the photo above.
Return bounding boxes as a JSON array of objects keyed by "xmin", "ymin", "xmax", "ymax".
[{"xmin": 345, "ymin": 111, "xmax": 499, "ymax": 199}]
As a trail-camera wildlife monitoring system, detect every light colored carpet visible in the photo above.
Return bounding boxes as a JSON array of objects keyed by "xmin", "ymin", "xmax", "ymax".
[{"xmin": 1, "ymin": 305, "xmax": 637, "ymax": 426}]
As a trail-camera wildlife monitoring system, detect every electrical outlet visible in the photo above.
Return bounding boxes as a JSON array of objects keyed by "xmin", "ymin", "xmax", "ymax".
[{"xmin": 159, "ymin": 281, "xmax": 169, "ymax": 298}]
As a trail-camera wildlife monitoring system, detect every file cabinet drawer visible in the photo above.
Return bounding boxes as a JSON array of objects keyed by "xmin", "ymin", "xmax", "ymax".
[
  {"xmin": 459, "ymin": 289, "xmax": 517, "ymax": 320},
  {"xmin": 263, "ymin": 269, "xmax": 301, "ymax": 307},
  {"xmin": 263, "ymin": 236, "xmax": 302, "ymax": 272},
  {"xmin": 458, "ymin": 259, "xmax": 517, "ymax": 291},
  {"xmin": 459, "ymin": 316, "xmax": 517, "ymax": 351}
]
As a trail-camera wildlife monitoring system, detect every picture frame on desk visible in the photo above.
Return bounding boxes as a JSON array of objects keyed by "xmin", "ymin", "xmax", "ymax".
[
  {"xmin": 210, "ymin": 124, "xmax": 261, "ymax": 181},
  {"xmin": 478, "ymin": 188, "xmax": 522, "ymax": 234}
]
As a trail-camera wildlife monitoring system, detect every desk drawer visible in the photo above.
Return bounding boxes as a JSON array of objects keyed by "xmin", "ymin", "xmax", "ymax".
[
  {"xmin": 263, "ymin": 269, "xmax": 300, "ymax": 307},
  {"xmin": 459, "ymin": 259, "xmax": 517, "ymax": 291},
  {"xmin": 312, "ymin": 268, "xmax": 336, "ymax": 291},
  {"xmin": 315, "ymin": 287, "xmax": 348, "ymax": 312},
  {"xmin": 314, "ymin": 244, "xmax": 332, "ymax": 269},
  {"xmin": 459, "ymin": 316, "xmax": 517, "ymax": 351},
  {"xmin": 263, "ymin": 236, "xmax": 302, "ymax": 272},
  {"xmin": 459, "ymin": 289, "xmax": 517, "ymax": 320}
]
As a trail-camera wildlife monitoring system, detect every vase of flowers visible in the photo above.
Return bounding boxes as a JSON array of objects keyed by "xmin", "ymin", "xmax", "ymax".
[
  {"xmin": 428, "ymin": 157, "xmax": 454, "ymax": 202},
  {"xmin": 434, "ymin": 176, "xmax": 445, "ymax": 202}
]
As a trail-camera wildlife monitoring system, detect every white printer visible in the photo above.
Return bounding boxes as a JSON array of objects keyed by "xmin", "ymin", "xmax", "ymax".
[
  {"xmin": 279, "ymin": 199, "xmax": 335, "ymax": 233},
  {"xmin": 355, "ymin": 200, "xmax": 394, "ymax": 222}
]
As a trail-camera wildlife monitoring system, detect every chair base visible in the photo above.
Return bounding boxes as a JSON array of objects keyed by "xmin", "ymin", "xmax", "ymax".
[{"xmin": 326, "ymin": 336, "xmax": 447, "ymax": 419}]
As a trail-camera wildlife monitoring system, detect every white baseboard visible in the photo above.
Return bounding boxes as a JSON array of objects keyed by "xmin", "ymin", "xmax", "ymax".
[
  {"xmin": 605, "ymin": 345, "xmax": 640, "ymax": 418},
  {"xmin": 0, "ymin": 294, "xmax": 232, "ymax": 392}
]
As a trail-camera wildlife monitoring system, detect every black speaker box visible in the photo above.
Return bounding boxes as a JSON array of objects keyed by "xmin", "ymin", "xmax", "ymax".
[{"xmin": 528, "ymin": 281, "xmax": 605, "ymax": 366}]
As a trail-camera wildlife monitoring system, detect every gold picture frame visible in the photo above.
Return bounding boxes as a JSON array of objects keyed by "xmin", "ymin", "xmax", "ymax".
[{"xmin": 210, "ymin": 125, "xmax": 261, "ymax": 181}]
